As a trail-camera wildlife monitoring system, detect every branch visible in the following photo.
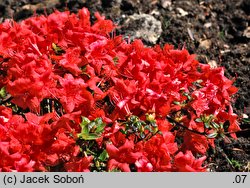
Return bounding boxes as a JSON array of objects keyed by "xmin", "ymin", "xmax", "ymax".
[{"xmin": 166, "ymin": 115, "xmax": 206, "ymax": 136}]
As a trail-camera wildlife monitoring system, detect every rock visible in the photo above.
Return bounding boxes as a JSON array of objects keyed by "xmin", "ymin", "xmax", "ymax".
[
  {"xmin": 204, "ymin": 22, "xmax": 212, "ymax": 28},
  {"xmin": 123, "ymin": 14, "xmax": 162, "ymax": 45},
  {"xmin": 150, "ymin": 9, "xmax": 160, "ymax": 17},
  {"xmin": 21, "ymin": 0, "xmax": 60, "ymax": 11},
  {"xmin": 208, "ymin": 60, "xmax": 217, "ymax": 68},
  {"xmin": 243, "ymin": 27, "xmax": 250, "ymax": 38},
  {"xmin": 161, "ymin": 0, "xmax": 172, "ymax": 9},
  {"xmin": 199, "ymin": 39, "xmax": 211, "ymax": 49},
  {"xmin": 176, "ymin": 7, "xmax": 188, "ymax": 17},
  {"xmin": 22, "ymin": 4, "xmax": 38, "ymax": 11}
]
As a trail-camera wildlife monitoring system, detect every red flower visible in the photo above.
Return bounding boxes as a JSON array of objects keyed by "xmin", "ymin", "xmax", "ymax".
[
  {"xmin": 106, "ymin": 139, "xmax": 142, "ymax": 172},
  {"xmin": 65, "ymin": 156, "xmax": 93, "ymax": 172},
  {"xmin": 217, "ymin": 105, "xmax": 240, "ymax": 139},
  {"xmin": 58, "ymin": 47, "xmax": 86, "ymax": 76},
  {"xmin": 182, "ymin": 132, "xmax": 209, "ymax": 155},
  {"xmin": 55, "ymin": 74, "xmax": 94, "ymax": 114},
  {"xmin": 191, "ymin": 91, "xmax": 209, "ymax": 117},
  {"xmin": 174, "ymin": 151, "xmax": 206, "ymax": 172},
  {"xmin": 143, "ymin": 133, "xmax": 177, "ymax": 171},
  {"xmin": 14, "ymin": 156, "xmax": 36, "ymax": 172},
  {"xmin": 135, "ymin": 157, "xmax": 153, "ymax": 172},
  {"xmin": 92, "ymin": 12, "xmax": 115, "ymax": 35}
]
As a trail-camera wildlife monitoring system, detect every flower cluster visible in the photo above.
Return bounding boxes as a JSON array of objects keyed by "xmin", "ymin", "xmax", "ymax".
[{"xmin": 0, "ymin": 8, "xmax": 240, "ymax": 172}]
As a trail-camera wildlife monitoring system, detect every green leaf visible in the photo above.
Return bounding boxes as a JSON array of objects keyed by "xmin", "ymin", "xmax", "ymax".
[
  {"xmin": 80, "ymin": 133, "xmax": 100, "ymax": 140},
  {"xmin": 144, "ymin": 125, "xmax": 150, "ymax": 130},
  {"xmin": 153, "ymin": 127, "xmax": 158, "ymax": 134},
  {"xmin": 78, "ymin": 117, "xmax": 105, "ymax": 140},
  {"xmin": 78, "ymin": 117, "xmax": 90, "ymax": 139},
  {"xmin": 183, "ymin": 92, "xmax": 191, "ymax": 100},
  {"xmin": 95, "ymin": 119, "xmax": 106, "ymax": 133},
  {"xmin": 150, "ymin": 121, "xmax": 157, "ymax": 127},
  {"xmin": 52, "ymin": 43, "xmax": 65, "ymax": 54},
  {"xmin": 207, "ymin": 132, "xmax": 218, "ymax": 139},
  {"xmin": 231, "ymin": 159, "xmax": 242, "ymax": 168},
  {"xmin": 138, "ymin": 124, "xmax": 144, "ymax": 132},
  {"xmin": 0, "ymin": 87, "xmax": 6, "ymax": 98},
  {"xmin": 129, "ymin": 115, "xmax": 139, "ymax": 123},
  {"xmin": 204, "ymin": 122, "xmax": 210, "ymax": 129},
  {"xmin": 195, "ymin": 118, "xmax": 203, "ymax": 123},
  {"xmin": 135, "ymin": 121, "xmax": 142, "ymax": 127},
  {"xmin": 207, "ymin": 115, "xmax": 214, "ymax": 122},
  {"xmin": 80, "ymin": 117, "xmax": 91, "ymax": 128},
  {"xmin": 211, "ymin": 121, "xmax": 220, "ymax": 129},
  {"xmin": 157, "ymin": 131, "xmax": 163, "ymax": 135},
  {"xmin": 98, "ymin": 150, "xmax": 109, "ymax": 162},
  {"xmin": 120, "ymin": 129, "xmax": 127, "ymax": 134},
  {"xmin": 173, "ymin": 101, "xmax": 180, "ymax": 105},
  {"xmin": 242, "ymin": 118, "xmax": 250, "ymax": 124},
  {"xmin": 113, "ymin": 56, "xmax": 119, "ymax": 65}
]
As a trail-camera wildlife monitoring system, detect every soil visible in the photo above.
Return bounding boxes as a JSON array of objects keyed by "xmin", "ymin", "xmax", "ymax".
[{"xmin": 0, "ymin": 0, "xmax": 249, "ymax": 172}]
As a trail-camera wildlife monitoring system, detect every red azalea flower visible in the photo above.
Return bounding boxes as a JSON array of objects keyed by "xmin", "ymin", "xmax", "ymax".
[
  {"xmin": 59, "ymin": 47, "xmax": 85, "ymax": 76},
  {"xmin": 143, "ymin": 133, "xmax": 178, "ymax": 171},
  {"xmin": 182, "ymin": 132, "xmax": 209, "ymax": 155},
  {"xmin": 55, "ymin": 74, "xmax": 94, "ymax": 113},
  {"xmin": 107, "ymin": 159, "xmax": 131, "ymax": 172},
  {"xmin": 106, "ymin": 139, "xmax": 142, "ymax": 172},
  {"xmin": 191, "ymin": 91, "xmax": 209, "ymax": 117},
  {"xmin": 135, "ymin": 157, "xmax": 153, "ymax": 172},
  {"xmin": 174, "ymin": 150, "xmax": 206, "ymax": 172},
  {"xmin": 65, "ymin": 156, "xmax": 93, "ymax": 172}
]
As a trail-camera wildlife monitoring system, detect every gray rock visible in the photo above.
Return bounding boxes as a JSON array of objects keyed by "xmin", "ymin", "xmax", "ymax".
[{"xmin": 123, "ymin": 14, "xmax": 162, "ymax": 45}]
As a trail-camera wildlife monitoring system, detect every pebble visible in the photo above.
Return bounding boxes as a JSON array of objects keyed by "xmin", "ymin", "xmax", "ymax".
[
  {"xmin": 199, "ymin": 39, "xmax": 212, "ymax": 49},
  {"xmin": 243, "ymin": 27, "xmax": 250, "ymax": 38},
  {"xmin": 161, "ymin": 0, "xmax": 172, "ymax": 9},
  {"xmin": 208, "ymin": 60, "xmax": 217, "ymax": 68},
  {"xmin": 176, "ymin": 7, "xmax": 188, "ymax": 17},
  {"xmin": 204, "ymin": 22, "xmax": 212, "ymax": 28}
]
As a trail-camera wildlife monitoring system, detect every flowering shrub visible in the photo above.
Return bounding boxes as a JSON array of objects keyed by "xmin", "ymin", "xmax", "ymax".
[{"xmin": 0, "ymin": 8, "xmax": 240, "ymax": 172}]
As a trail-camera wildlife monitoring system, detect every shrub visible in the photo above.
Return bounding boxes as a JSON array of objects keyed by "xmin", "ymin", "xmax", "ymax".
[{"xmin": 0, "ymin": 8, "xmax": 240, "ymax": 172}]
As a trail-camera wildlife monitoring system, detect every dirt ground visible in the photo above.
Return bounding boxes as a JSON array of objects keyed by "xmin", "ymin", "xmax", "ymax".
[{"xmin": 0, "ymin": 0, "xmax": 249, "ymax": 172}]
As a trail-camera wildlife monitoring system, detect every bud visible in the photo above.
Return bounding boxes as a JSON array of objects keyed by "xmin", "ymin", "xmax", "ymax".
[{"xmin": 146, "ymin": 113, "xmax": 155, "ymax": 122}]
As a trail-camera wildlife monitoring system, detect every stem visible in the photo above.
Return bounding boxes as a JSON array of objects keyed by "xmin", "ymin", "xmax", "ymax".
[{"xmin": 166, "ymin": 115, "xmax": 206, "ymax": 136}]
